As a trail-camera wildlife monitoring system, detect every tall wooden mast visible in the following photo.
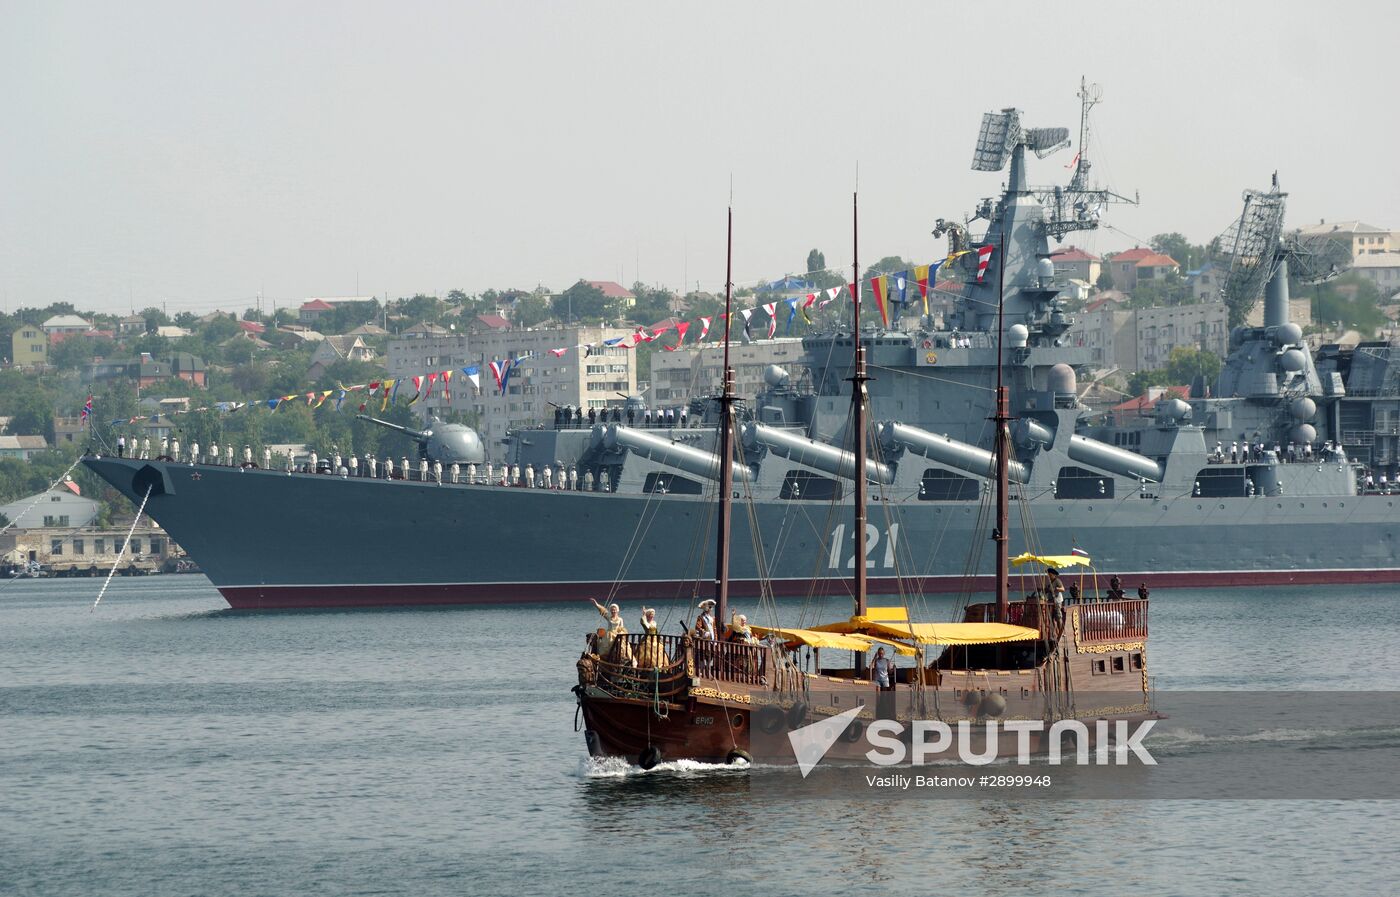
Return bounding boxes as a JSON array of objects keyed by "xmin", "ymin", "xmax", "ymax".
[
  {"xmin": 993, "ymin": 233, "xmax": 1011, "ymax": 623},
  {"xmin": 850, "ymin": 192, "xmax": 869, "ymax": 620},
  {"xmin": 714, "ymin": 207, "xmax": 736, "ymax": 627}
]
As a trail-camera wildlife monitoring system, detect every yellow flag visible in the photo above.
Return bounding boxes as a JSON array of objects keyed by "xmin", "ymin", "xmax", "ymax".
[{"xmin": 380, "ymin": 379, "xmax": 396, "ymax": 412}]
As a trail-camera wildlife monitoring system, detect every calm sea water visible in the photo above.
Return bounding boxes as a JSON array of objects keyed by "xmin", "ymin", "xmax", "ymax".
[{"xmin": 2, "ymin": 576, "xmax": 1397, "ymax": 897}]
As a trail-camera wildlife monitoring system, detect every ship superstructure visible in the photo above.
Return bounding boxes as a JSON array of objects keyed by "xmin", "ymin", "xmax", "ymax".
[{"xmin": 83, "ymin": 89, "xmax": 1400, "ymax": 609}]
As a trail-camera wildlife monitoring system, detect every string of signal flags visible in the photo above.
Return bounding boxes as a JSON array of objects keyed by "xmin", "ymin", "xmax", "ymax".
[{"xmin": 94, "ymin": 247, "xmax": 993, "ymax": 427}]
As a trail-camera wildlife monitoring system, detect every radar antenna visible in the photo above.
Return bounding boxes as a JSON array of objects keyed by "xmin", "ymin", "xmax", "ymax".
[
  {"xmin": 1215, "ymin": 174, "xmax": 1350, "ymax": 327},
  {"xmin": 970, "ymin": 109, "xmax": 1070, "ymax": 172}
]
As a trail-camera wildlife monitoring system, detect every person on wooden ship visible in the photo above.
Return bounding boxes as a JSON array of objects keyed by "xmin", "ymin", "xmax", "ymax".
[
  {"xmin": 1137, "ymin": 583, "xmax": 1150, "ymax": 601},
  {"xmin": 693, "ymin": 599, "xmax": 717, "ymax": 640},
  {"xmin": 869, "ymin": 646, "xmax": 894, "ymax": 691},
  {"xmin": 725, "ymin": 613, "xmax": 757, "ymax": 645},
  {"xmin": 588, "ymin": 598, "xmax": 631, "ymax": 662},
  {"xmin": 636, "ymin": 607, "xmax": 668, "ymax": 669},
  {"xmin": 1107, "ymin": 576, "xmax": 1125, "ymax": 601}
]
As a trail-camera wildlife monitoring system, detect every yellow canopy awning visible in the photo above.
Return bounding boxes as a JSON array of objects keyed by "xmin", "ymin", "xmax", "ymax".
[
  {"xmin": 1009, "ymin": 552, "xmax": 1092, "ymax": 569},
  {"xmin": 869, "ymin": 621, "xmax": 1042, "ymax": 645},
  {"xmin": 748, "ymin": 625, "xmax": 880, "ymax": 653},
  {"xmin": 750, "ymin": 625, "xmax": 920, "ymax": 656},
  {"xmin": 812, "ymin": 615, "xmax": 1041, "ymax": 645}
]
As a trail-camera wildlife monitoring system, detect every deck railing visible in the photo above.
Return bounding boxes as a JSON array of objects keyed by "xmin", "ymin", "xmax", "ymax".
[
  {"xmin": 586, "ymin": 632, "xmax": 770, "ymax": 687},
  {"xmin": 963, "ymin": 597, "xmax": 1149, "ymax": 642},
  {"xmin": 1075, "ymin": 599, "xmax": 1149, "ymax": 642},
  {"xmin": 692, "ymin": 638, "xmax": 768, "ymax": 686},
  {"xmin": 588, "ymin": 633, "xmax": 690, "ymax": 701}
]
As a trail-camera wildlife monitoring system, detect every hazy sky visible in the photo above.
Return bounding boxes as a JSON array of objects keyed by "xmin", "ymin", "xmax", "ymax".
[{"xmin": 3, "ymin": 1, "xmax": 1397, "ymax": 315}]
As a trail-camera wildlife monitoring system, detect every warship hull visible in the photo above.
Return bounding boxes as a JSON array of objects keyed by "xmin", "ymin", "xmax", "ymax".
[{"xmin": 85, "ymin": 457, "xmax": 1400, "ymax": 609}]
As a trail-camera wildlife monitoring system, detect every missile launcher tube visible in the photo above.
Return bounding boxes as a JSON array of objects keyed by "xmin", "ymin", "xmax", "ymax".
[
  {"xmin": 744, "ymin": 423, "xmax": 893, "ymax": 484},
  {"xmin": 605, "ymin": 425, "xmax": 751, "ymax": 484},
  {"xmin": 880, "ymin": 421, "xmax": 1029, "ymax": 483}
]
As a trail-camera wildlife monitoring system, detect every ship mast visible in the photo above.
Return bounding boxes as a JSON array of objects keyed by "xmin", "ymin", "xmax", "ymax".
[
  {"xmin": 993, "ymin": 232, "xmax": 1010, "ymax": 624},
  {"xmin": 714, "ymin": 207, "xmax": 736, "ymax": 627},
  {"xmin": 850, "ymin": 192, "xmax": 869, "ymax": 621}
]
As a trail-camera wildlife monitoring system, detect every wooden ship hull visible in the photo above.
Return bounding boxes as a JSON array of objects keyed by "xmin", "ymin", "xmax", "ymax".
[{"xmin": 576, "ymin": 597, "xmax": 1153, "ymax": 767}]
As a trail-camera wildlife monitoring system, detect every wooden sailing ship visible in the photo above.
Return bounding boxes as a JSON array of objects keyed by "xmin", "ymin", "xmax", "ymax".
[{"xmin": 574, "ymin": 200, "xmax": 1154, "ymax": 769}]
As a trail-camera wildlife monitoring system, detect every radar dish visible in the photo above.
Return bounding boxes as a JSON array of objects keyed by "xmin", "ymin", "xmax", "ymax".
[
  {"xmin": 1025, "ymin": 127, "xmax": 1071, "ymax": 152},
  {"xmin": 971, "ymin": 110, "xmax": 1019, "ymax": 172},
  {"xmin": 1284, "ymin": 233, "xmax": 1351, "ymax": 284},
  {"xmin": 1216, "ymin": 184, "xmax": 1288, "ymax": 326}
]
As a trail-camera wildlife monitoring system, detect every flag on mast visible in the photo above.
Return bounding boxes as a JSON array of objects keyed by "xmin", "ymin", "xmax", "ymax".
[
  {"xmin": 976, "ymin": 245, "xmax": 995, "ymax": 282},
  {"xmin": 870, "ymin": 275, "xmax": 890, "ymax": 327}
]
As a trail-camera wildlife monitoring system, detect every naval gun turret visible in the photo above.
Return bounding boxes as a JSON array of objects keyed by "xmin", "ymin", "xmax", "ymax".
[{"xmin": 356, "ymin": 414, "xmax": 486, "ymax": 465}]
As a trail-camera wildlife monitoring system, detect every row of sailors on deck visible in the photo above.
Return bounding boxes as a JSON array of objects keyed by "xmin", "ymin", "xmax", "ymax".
[
  {"xmin": 1364, "ymin": 473, "xmax": 1395, "ymax": 494},
  {"xmin": 1210, "ymin": 440, "xmax": 1345, "ymax": 464},
  {"xmin": 137, "ymin": 436, "xmax": 257, "ymax": 467},
  {"xmin": 553, "ymin": 405, "xmax": 692, "ymax": 430}
]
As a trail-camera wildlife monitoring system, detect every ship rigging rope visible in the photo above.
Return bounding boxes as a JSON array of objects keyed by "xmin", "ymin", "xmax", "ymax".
[
  {"xmin": 0, "ymin": 455, "xmax": 86, "ymax": 540},
  {"xmin": 91, "ymin": 484, "xmax": 153, "ymax": 612},
  {"xmin": 867, "ymin": 364, "xmax": 995, "ymax": 393},
  {"xmin": 668, "ymin": 475, "xmax": 719, "ymax": 624},
  {"xmin": 603, "ymin": 478, "xmax": 671, "ymax": 606},
  {"xmin": 733, "ymin": 437, "xmax": 782, "ymax": 630}
]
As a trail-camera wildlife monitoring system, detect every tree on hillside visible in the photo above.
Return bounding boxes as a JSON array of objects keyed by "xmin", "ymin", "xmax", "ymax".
[
  {"xmin": 397, "ymin": 294, "xmax": 442, "ymax": 324},
  {"xmin": 228, "ymin": 362, "xmax": 270, "ymax": 397},
  {"xmin": 552, "ymin": 281, "xmax": 610, "ymax": 323},
  {"xmin": 682, "ymin": 292, "xmax": 724, "ymax": 321},
  {"xmin": 1129, "ymin": 272, "xmax": 1191, "ymax": 308},
  {"xmin": 629, "ymin": 283, "xmax": 678, "ymax": 325},
  {"xmin": 202, "ymin": 315, "xmax": 240, "ymax": 344},
  {"xmin": 1126, "ymin": 347, "xmax": 1222, "ymax": 396},
  {"xmin": 140, "ymin": 307, "xmax": 171, "ymax": 331},
  {"xmin": 319, "ymin": 300, "xmax": 381, "ymax": 334},
  {"xmin": 1307, "ymin": 272, "xmax": 1387, "ymax": 334},
  {"xmin": 49, "ymin": 335, "xmax": 116, "ymax": 372},
  {"xmin": 512, "ymin": 292, "xmax": 553, "ymax": 328},
  {"xmin": 806, "ymin": 249, "xmax": 826, "ymax": 273},
  {"xmin": 222, "ymin": 338, "xmax": 255, "ymax": 366},
  {"xmin": 0, "ymin": 371, "xmax": 57, "ymax": 439},
  {"xmin": 1164, "ymin": 346, "xmax": 1222, "ymax": 386},
  {"xmin": 128, "ymin": 333, "xmax": 170, "ymax": 359}
]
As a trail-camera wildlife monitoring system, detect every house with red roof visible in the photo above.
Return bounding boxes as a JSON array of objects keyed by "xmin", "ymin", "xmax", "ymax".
[
  {"xmin": 1106, "ymin": 248, "xmax": 1180, "ymax": 291},
  {"xmin": 299, "ymin": 299, "xmax": 335, "ymax": 325},
  {"xmin": 583, "ymin": 281, "xmax": 636, "ymax": 309},
  {"xmin": 473, "ymin": 314, "xmax": 511, "ymax": 332},
  {"xmin": 298, "ymin": 296, "xmax": 374, "ymax": 326},
  {"xmin": 1049, "ymin": 246, "xmax": 1101, "ymax": 285}
]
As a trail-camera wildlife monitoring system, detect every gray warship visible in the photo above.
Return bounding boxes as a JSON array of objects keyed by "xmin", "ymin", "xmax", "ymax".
[{"xmin": 84, "ymin": 94, "xmax": 1400, "ymax": 609}]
